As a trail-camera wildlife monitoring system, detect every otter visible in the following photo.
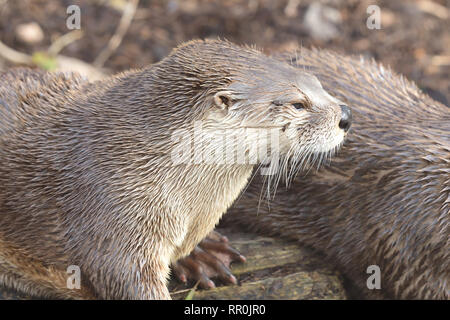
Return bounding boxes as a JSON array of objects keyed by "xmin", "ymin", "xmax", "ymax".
[
  {"xmin": 215, "ymin": 48, "xmax": 448, "ymax": 299},
  {"xmin": 0, "ymin": 40, "xmax": 351, "ymax": 299}
]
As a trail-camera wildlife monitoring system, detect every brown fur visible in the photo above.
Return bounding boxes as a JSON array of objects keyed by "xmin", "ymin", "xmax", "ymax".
[
  {"xmin": 225, "ymin": 48, "xmax": 449, "ymax": 299},
  {"xmin": 0, "ymin": 40, "xmax": 349, "ymax": 299}
]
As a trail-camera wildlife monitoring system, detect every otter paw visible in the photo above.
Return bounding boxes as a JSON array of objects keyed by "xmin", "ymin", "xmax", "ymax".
[{"xmin": 172, "ymin": 231, "xmax": 246, "ymax": 289}]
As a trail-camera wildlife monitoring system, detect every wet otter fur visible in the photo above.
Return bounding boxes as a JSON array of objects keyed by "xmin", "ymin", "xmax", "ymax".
[
  {"xmin": 0, "ymin": 40, "xmax": 350, "ymax": 299},
  {"xmin": 224, "ymin": 48, "xmax": 449, "ymax": 299}
]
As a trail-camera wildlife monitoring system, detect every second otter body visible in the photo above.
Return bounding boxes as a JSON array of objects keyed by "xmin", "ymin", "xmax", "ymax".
[
  {"xmin": 0, "ymin": 40, "xmax": 350, "ymax": 299},
  {"xmin": 225, "ymin": 48, "xmax": 449, "ymax": 299}
]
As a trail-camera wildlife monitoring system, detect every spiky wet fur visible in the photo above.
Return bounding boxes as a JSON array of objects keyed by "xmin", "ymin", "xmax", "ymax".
[{"xmin": 0, "ymin": 40, "xmax": 346, "ymax": 299}]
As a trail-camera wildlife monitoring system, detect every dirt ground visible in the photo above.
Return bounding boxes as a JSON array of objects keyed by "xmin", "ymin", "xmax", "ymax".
[{"xmin": 0, "ymin": 0, "xmax": 449, "ymax": 104}]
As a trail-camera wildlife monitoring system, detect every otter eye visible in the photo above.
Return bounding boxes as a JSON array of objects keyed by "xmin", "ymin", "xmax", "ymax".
[{"xmin": 292, "ymin": 102, "xmax": 306, "ymax": 110}]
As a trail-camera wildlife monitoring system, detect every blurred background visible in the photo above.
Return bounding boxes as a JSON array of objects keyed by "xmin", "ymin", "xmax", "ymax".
[{"xmin": 0, "ymin": 0, "xmax": 448, "ymax": 102}]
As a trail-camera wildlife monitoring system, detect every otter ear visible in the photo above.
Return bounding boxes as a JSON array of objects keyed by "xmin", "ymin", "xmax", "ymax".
[{"xmin": 214, "ymin": 91, "xmax": 233, "ymax": 110}]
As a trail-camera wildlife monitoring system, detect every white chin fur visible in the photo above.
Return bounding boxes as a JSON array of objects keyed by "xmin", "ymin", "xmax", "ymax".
[{"xmin": 313, "ymin": 129, "xmax": 346, "ymax": 154}]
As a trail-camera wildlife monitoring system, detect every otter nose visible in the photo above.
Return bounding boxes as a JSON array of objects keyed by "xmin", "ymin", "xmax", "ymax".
[{"xmin": 338, "ymin": 105, "xmax": 352, "ymax": 132}]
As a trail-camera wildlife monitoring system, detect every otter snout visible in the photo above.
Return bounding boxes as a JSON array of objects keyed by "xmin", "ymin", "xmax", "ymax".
[{"xmin": 338, "ymin": 105, "xmax": 352, "ymax": 132}]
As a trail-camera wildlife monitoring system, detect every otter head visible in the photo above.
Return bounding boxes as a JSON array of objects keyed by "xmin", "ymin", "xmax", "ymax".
[
  {"xmin": 210, "ymin": 64, "xmax": 352, "ymax": 155},
  {"xmin": 164, "ymin": 40, "xmax": 350, "ymax": 190}
]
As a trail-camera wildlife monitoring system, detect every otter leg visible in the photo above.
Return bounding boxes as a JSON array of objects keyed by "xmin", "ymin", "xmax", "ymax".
[
  {"xmin": 82, "ymin": 240, "xmax": 174, "ymax": 300},
  {"xmin": 172, "ymin": 231, "xmax": 245, "ymax": 289},
  {"xmin": 136, "ymin": 258, "xmax": 172, "ymax": 300}
]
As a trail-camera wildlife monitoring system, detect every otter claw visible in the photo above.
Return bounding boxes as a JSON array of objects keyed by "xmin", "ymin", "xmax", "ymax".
[{"xmin": 172, "ymin": 231, "xmax": 245, "ymax": 288}]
